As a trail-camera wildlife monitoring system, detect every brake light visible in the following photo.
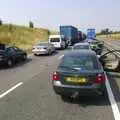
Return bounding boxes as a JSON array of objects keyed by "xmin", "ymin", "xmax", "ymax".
[
  {"xmin": 52, "ymin": 72, "xmax": 60, "ymax": 81},
  {"xmin": 94, "ymin": 74, "xmax": 105, "ymax": 84}
]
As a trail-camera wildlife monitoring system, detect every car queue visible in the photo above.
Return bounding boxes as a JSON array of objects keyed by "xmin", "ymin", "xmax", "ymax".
[
  {"xmin": 0, "ymin": 39, "xmax": 120, "ymax": 100},
  {"xmin": 52, "ymin": 39, "xmax": 120, "ymax": 99}
]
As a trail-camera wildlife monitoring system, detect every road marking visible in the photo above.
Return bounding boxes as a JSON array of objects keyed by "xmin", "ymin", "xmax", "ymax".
[
  {"xmin": 105, "ymin": 73, "xmax": 120, "ymax": 120},
  {"xmin": 0, "ymin": 82, "xmax": 23, "ymax": 99},
  {"xmin": 58, "ymin": 55, "xmax": 64, "ymax": 60}
]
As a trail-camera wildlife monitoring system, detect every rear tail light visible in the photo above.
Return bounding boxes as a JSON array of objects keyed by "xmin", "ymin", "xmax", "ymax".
[
  {"xmin": 52, "ymin": 72, "xmax": 60, "ymax": 81},
  {"xmin": 94, "ymin": 74, "xmax": 105, "ymax": 84}
]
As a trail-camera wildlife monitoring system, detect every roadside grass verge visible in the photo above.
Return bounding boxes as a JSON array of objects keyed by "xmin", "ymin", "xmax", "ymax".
[
  {"xmin": 97, "ymin": 34, "xmax": 120, "ymax": 41},
  {"xmin": 0, "ymin": 24, "xmax": 49, "ymax": 53}
]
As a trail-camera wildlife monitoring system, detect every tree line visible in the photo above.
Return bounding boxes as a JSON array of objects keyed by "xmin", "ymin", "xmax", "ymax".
[
  {"xmin": 0, "ymin": 19, "xmax": 34, "ymax": 28},
  {"xmin": 97, "ymin": 28, "xmax": 120, "ymax": 35}
]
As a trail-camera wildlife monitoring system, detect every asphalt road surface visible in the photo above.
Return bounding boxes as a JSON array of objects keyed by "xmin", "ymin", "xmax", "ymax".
[{"xmin": 0, "ymin": 48, "xmax": 119, "ymax": 120}]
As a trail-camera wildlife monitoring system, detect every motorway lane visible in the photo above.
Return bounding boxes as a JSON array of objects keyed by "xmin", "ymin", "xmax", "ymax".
[
  {"xmin": 0, "ymin": 48, "xmax": 117, "ymax": 120},
  {"xmin": 0, "ymin": 51, "xmax": 64, "ymax": 95},
  {"xmin": 103, "ymin": 40, "xmax": 120, "ymax": 49},
  {"xmin": 107, "ymin": 72, "xmax": 120, "ymax": 111},
  {"xmin": 108, "ymin": 40, "xmax": 120, "ymax": 47}
]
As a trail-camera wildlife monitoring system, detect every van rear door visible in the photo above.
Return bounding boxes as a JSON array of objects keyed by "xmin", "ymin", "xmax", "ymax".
[{"xmin": 49, "ymin": 38, "xmax": 61, "ymax": 48}]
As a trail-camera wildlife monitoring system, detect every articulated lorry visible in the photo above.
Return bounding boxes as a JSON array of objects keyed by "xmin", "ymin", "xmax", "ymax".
[{"xmin": 60, "ymin": 26, "xmax": 78, "ymax": 46}]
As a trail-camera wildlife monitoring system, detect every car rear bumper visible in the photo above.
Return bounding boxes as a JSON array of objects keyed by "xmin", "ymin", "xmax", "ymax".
[
  {"xmin": 53, "ymin": 81, "xmax": 105, "ymax": 96},
  {"xmin": 32, "ymin": 50, "xmax": 48, "ymax": 55}
]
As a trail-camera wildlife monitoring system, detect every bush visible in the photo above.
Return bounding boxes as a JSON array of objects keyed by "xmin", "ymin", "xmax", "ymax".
[
  {"xmin": 0, "ymin": 19, "xmax": 3, "ymax": 26},
  {"xmin": 29, "ymin": 21, "xmax": 34, "ymax": 28}
]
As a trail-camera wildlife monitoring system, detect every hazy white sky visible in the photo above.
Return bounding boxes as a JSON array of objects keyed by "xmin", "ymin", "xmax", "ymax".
[{"xmin": 0, "ymin": 0, "xmax": 120, "ymax": 32}]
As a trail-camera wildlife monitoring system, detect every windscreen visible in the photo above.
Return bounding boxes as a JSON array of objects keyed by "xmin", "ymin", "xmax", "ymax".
[
  {"xmin": 50, "ymin": 38, "xmax": 60, "ymax": 42},
  {"xmin": 59, "ymin": 55, "xmax": 99, "ymax": 70}
]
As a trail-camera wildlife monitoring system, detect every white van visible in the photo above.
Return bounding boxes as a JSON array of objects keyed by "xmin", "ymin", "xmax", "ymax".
[{"xmin": 49, "ymin": 35, "xmax": 66, "ymax": 49}]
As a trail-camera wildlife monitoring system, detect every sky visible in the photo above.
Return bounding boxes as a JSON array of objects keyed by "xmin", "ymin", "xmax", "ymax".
[{"xmin": 0, "ymin": 0, "xmax": 120, "ymax": 32}]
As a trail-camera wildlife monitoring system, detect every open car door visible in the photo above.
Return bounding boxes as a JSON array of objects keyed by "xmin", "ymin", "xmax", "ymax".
[{"xmin": 99, "ymin": 50, "xmax": 120, "ymax": 72}]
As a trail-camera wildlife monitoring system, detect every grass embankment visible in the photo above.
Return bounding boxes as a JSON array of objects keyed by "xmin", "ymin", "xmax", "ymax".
[
  {"xmin": 97, "ymin": 33, "xmax": 120, "ymax": 41},
  {"xmin": 0, "ymin": 24, "xmax": 49, "ymax": 53}
]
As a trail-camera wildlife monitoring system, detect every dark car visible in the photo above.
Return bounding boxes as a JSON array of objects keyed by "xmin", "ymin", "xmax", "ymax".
[
  {"xmin": 52, "ymin": 50, "xmax": 106, "ymax": 98},
  {"xmin": 90, "ymin": 40, "xmax": 104, "ymax": 55},
  {"xmin": 0, "ymin": 44, "xmax": 27, "ymax": 67},
  {"xmin": 52, "ymin": 50, "xmax": 120, "ymax": 99}
]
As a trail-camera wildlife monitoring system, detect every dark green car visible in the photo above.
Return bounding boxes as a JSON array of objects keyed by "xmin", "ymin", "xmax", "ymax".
[{"xmin": 52, "ymin": 50, "xmax": 106, "ymax": 98}]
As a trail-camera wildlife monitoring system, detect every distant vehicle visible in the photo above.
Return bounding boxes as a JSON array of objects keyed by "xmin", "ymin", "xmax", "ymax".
[
  {"xmin": 52, "ymin": 50, "xmax": 106, "ymax": 98},
  {"xmin": 49, "ymin": 35, "xmax": 66, "ymax": 49},
  {"xmin": 32, "ymin": 42, "xmax": 55, "ymax": 56},
  {"xmin": 60, "ymin": 26, "xmax": 78, "ymax": 46},
  {"xmin": 77, "ymin": 31, "xmax": 84, "ymax": 42},
  {"xmin": 90, "ymin": 40, "xmax": 104, "ymax": 55},
  {"xmin": 52, "ymin": 50, "xmax": 120, "ymax": 99},
  {"xmin": 72, "ymin": 42, "xmax": 91, "ymax": 50},
  {"xmin": 87, "ymin": 28, "xmax": 96, "ymax": 40},
  {"xmin": 0, "ymin": 44, "xmax": 27, "ymax": 67}
]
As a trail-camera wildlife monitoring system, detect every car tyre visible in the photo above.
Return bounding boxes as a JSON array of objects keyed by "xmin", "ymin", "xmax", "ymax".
[
  {"xmin": 7, "ymin": 59, "xmax": 13, "ymax": 68},
  {"xmin": 61, "ymin": 95, "xmax": 73, "ymax": 102},
  {"xmin": 22, "ymin": 54, "xmax": 27, "ymax": 61},
  {"xmin": 101, "ymin": 89, "xmax": 107, "ymax": 97},
  {"xmin": 48, "ymin": 50, "xmax": 52, "ymax": 55}
]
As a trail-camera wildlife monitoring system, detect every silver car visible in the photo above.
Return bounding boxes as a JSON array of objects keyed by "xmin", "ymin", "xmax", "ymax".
[{"xmin": 32, "ymin": 42, "xmax": 56, "ymax": 56}]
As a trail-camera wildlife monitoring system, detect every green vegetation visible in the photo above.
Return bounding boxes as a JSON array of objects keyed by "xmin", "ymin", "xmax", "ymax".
[
  {"xmin": 97, "ymin": 28, "xmax": 120, "ymax": 41},
  {"xmin": 97, "ymin": 33, "xmax": 120, "ymax": 40},
  {"xmin": 50, "ymin": 30, "xmax": 59, "ymax": 35},
  {"xmin": 97, "ymin": 33, "xmax": 120, "ymax": 41},
  {"xmin": 0, "ymin": 24, "xmax": 49, "ymax": 53}
]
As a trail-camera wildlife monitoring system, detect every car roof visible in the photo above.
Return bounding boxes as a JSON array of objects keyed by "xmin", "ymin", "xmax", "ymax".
[
  {"xmin": 64, "ymin": 50, "xmax": 96, "ymax": 57},
  {"xmin": 74, "ymin": 42, "xmax": 89, "ymax": 46}
]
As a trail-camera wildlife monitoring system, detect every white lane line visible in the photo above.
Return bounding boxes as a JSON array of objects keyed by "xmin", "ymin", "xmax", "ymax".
[
  {"xmin": 105, "ymin": 73, "xmax": 120, "ymax": 120},
  {"xmin": 0, "ymin": 82, "xmax": 23, "ymax": 99},
  {"xmin": 58, "ymin": 55, "xmax": 64, "ymax": 60}
]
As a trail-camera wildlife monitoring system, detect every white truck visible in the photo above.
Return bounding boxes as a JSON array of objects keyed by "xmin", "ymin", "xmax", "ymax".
[{"xmin": 49, "ymin": 35, "xmax": 66, "ymax": 49}]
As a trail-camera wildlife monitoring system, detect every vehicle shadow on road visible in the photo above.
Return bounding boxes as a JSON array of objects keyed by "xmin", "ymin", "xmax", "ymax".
[
  {"xmin": 61, "ymin": 95, "xmax": 110, "ymax": 107},
  {"xmin": 0, "ymin": 58, "xmax": 32, "ymax": 70},
  {"xmin": 34, "ymin": 51, "xmax": 59, "ymax": 57}
]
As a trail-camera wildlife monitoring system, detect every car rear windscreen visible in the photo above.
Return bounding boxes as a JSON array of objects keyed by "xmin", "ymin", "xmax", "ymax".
[
  {"xmin": 74, "ymin": 45, "xmax": 89, "ymax": 50},
  {"xmin": 50, "ymin": 38, "xmax": 60, "ymax": 42},
  {"xmin": 59, "ymin": 55, "xmax": 99, "ymax": 70}
]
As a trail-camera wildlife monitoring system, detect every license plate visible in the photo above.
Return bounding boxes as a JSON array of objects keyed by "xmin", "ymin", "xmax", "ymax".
[{"xmin": 66, "ymin": 77, "xmax": 87, "ymax": 83}]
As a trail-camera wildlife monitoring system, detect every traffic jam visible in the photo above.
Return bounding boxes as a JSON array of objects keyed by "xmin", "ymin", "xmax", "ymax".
[{"xmin": 0, "ymin": 26, "xmax": 120, "ymax": 120}]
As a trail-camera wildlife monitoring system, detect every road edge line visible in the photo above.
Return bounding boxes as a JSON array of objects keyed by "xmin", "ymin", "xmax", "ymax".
[{"xmin": 105, "ymin": 73, "xmax": 120, "ymax": 120}]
